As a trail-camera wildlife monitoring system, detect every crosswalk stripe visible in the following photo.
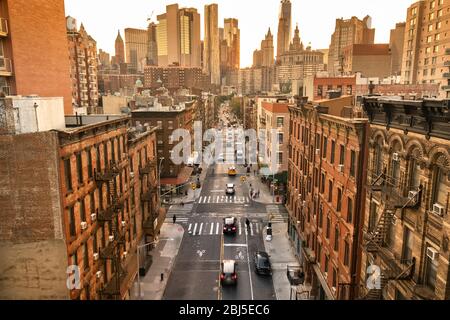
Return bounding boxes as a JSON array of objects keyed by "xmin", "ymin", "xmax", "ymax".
[
  {"xmin": 216, "ymin": 196, "xmax": 220, "ymax": 203},
  {"xmin": 208, "ymin": 196, "xmax": 211, "ymax": 203},
  {"xmin": 216, "ymin": 222, "xmax": 220, "ymax": 235},
  {"xmin": 199, "ymin": 223, "xmax": 203, "ymax": 235},
  {"xmin": 239, "ymin": 220, "xmax": 242, "ymax": 235},
  {"xmin": 193, "ymin": 223, "xmax": 198, "ymax": 235},
  {"xmin": 188, "ymin": 223, "xmax": 192, "ymax": 232},
  {"xmin": 256, "ymin": 223, "xmax": 259, "ymax": 234},
  {"xmin": 210, "ymin": 223, "xmax": 214, "ymax": 235},
  {"xmin": 250, "ymin": 223, "xmax": 254, "ymax": 236}
]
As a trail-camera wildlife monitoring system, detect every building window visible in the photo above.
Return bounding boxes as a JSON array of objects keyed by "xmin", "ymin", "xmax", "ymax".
[
  {"xmin": 83, "ymin": 242, "xmax": 89, "ymax": 271},
  {"xmin": 432, "ymin": 167, "xmax": 447, "ymax": 206},
  {"xmin": 334, "ymin": 225, "xmax": 339, "ymax": 251},
  {"xmin": 320, "ymin": 173, "xmax": 325, "ymax": 194},
  {"xmin": 332, "ymin": 268, "xmax": 337, "ymax": 288},
  {"xmin": 277, "ymin": 152, "xmax": 283, "ymax": 165},
  {"xmin": 69, "ymin": 206, "xmax": 76, "ymax": 237},
  {"xmin": 90, "ymin": 192, "xmax": 95, "ymax": 216},
  {"xmin": 326, "ymin": 215, "xmax": 331, "ymax": 239},
  {"xmin": 331, "ymin": 140, "xmax": 336, "ymax": 164},
  {"xmin": 324, "ymin": 254, "xmax": 329, "ymax": 275},
  {"xmin": 103, "ymin": 142, "xmax": 108, "ymax": 168},
  {"xmin": 323, "ymin": 137, "xmax": 328, "ymax": 159},
  {"xmin": 80, "ymin": 199, "xmax": 86, "ymax": 222},
  {"xmin": 423, "ymin": 69, "xmax": 428, "ymax": 76},
  {"xmin": 409, "ymin": 158, "xmax": 421, "ymax": 189},
  {"xmin": 277, "ymin": 117, "xmax": 284, "ymax": 128},
  {"xmin": 317, "ymin": 85, "xmax": 323, "ymax": 97},
  {"xmin": 425, "ymin": 248, "xmax": 438, "ymax": 290},
  {"xmin": 350, "ymin": 150, "xmax": 356, "ymax": 177},
  {"xmin": 368, "ymin": 202, "xmax": 378, "ymax": 232},
  {"xmin": 278, "ymin": 133, "xmax": 284, "ymax": 144},
  {"xmin": 347, "ymin": 197, "xmax": 353, "ymax": 223},
  {"xmin": 339, "ymin": 145, "xmax": 345, "ymax": 166},
  {"xmin": 96, "ymin": 145, "xmax": 101, "ymax": 172},
  {"xmin": 328, "ymin": 180, "xmax": 333, "ymax": 203},
  {"xmin": 402, "ymin": 227, "xmax": 414, "ymax": 262},
  {"xmin": 64, "ymin": 158, "xmax": 73, "ymax": 192},
  {"xmin": 337, "ymin": 188, "xmax": 342, "ymax": 212},
  {"xmin": 319, "ymin": 203, "xmax": 323, "ymax": 228},
  {"xmin": 344, "ymin": 240, "xmax": 350, "ymax": 266},
  {"xmin": 87, "ymin": 149, "xmax": 93, "ymax": 179},
  {"xmin": 317, "ymin": 243, "xmax": 322, "ymax": 264},
  {"xmin": 346, "ymin": 85, "xmax": 352, "ymax": 95}
]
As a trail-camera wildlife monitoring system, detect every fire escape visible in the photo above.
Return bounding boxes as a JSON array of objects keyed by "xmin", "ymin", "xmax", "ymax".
[
  {"xmin": 362, "ymin": 169, "xmax": 420, "ymax": 300},
  {"xmin": 139, "ymin": 158, "xmax": 159, "ymax": 240},
  {"xmin": 95, "ymin": 160, "xmax": 127, "ymax": 300}
]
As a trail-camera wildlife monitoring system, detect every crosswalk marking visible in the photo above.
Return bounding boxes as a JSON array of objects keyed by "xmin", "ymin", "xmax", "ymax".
[
  {"xmin": 193, "ymin": 223, "xmax": 198, "ymax": 235},
  {"xmin": 238, "ymin": 220, "xmax": 242, "ymax": 235},
  {"xmin": 256, "ymin": 224, "xmax": 259, "ymax": 234},
  {"xmin": 197, "ymin": 196, "xmax": 250, "ymax": 204},
  {"xmin": 216, "ymin": 222, "xmax": 219, "ymax": 234},
  {"xmin": 188, "ymin": 223, "xmax": 192, "ymax": 232},
  {"xmin": 210, "ymin": 223, "xmax": 214, "ymax": 235},
  {"xmin": 199, "ymin": 223, "xmax": 203, "ymax": 235}
]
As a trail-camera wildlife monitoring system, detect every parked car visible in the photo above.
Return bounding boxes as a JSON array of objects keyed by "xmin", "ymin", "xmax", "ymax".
[
  {"xmin": 223, "ymin": 217, "xmax": 238, "ymax": 234},
  {"xmin": 220, "ymin": 260, "xmax": 238, "ymax": 286},
  {"xmin": 254, "ymin": 251, "xmax": 272, "ymax": 275}
]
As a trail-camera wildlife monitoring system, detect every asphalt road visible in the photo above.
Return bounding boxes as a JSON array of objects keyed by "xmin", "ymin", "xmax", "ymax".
[{"xmin": 163, "ymin": 162, "xmax": 276, "ymax": 300}]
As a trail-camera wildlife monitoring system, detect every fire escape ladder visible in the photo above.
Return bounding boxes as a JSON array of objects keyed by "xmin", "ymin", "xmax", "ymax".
[{"xmin": 366, "ymin": 208, "xmax": 396, "ymax": 252}]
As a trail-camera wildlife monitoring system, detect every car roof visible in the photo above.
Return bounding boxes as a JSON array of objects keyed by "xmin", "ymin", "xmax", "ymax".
[
  {"xmin": 227, "ymin": 183, "xmax": 234, "ymax": 187},
  {"xmin": 256, "ymin": 251, "xmax": 269, "ymax": 258},
  {"xmin": 224, "ymin": 217, "xmax": 236, "ymax": 224},
  {"xmin": 223, "ymin": 260, "xmax": 236, "ymax": 273}
]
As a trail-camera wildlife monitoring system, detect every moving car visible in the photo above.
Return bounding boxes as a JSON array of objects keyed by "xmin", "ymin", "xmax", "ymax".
[
  {"xmin": 254, "ymin": 251, "xmax": 272, "ymax": 275},
  {"xmin": 228, "ymin": 167, "xmax": 237, "ymax": 176},
  {"xmin": 223, "ymin": 217, "xmax": 238, "ymax": 234},
  {"xmin": 220, "ymin": 260, "xmax": 238, "ymax": 286},
  {"xmin": 226, "ymin": 183, "xmax": 235, "ymax": 195}
]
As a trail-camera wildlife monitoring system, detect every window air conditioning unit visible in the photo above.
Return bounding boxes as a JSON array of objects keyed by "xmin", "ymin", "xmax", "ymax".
[
  {"xmin": 393, "ymin": 153, "xmax": 400, "ymax": 161},
  {"xmin": 315, "ymin": 149, "xmax": 320, "ymax": 155},
  {"xmin": 121, "ymin": 221, "xmax": 126, "ymax": 227},
  {"xmin": 93, "ymin": 253, "xmax": 99, "ymax": 261},
  {"xmin": 130, "ymin": 172, "xmax": 135, "ymax": 179},
  {"xmin": 432, "ymin": 203, "xmax": 445, "ymax": 217},
  {"xmin": 80, "ymin": 222, "xmax": 88, "ymax": 230},
  {"xmin": 338, "ymin": 165, "xmax": 344, "ymax": 173},
  {"xmin": 109, "ymin": 235, "xmax": 114, "ymax": 242},
  {"xmin": 426, "ymin": 247, "xmax": 439, "ymax": 261},
  {"xmin": 91, "ymin": 213, "xmax": 97, "ymax": 222},
  {"xmin": 96, "ymin": 271, "xmax": 103, "ymax": 279}
]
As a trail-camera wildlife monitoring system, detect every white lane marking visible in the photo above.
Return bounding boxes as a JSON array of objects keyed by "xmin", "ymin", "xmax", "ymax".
[
  {"xmin": 245, "ymin": 224, "xmax": 254, "ymax": 301},
  {"xmin": 188, "ymin": 223, "xmax": 192, "ymax": 232},
  {"xmin": 256, "ymin": 223, "xmax": 259, "ymax": 234},
  {"xmin": 250, "ymin": 223, "xmax": 254, "ymax": 236},
  {"xmin": 199, "ymin": 223, "xmax": 204, "ymax": 235},
  {"xmin": 216, "ymin": 196, "xmax": 220, "ymax": 203},
  {"xmin": 239, "ymin": 220, "xmax": 242, "ymax": 235},
  {"xmin": 208, "ymin": 196, "xmax": 211, "ymax": 203},
  {"xmin": 245, "ymin": 226, "xmax": 248, "ymax": 236},
  {"xmin": 210, "ymin": 223, "xmax": 214, "ymax": 235},
  {"xmin": 223, "ymin": 243, "xmax": 248, "ymax": 247},
  {"xmin": 193, "ymin": 223, "xmax": 198, "ymax": 235},
  {"xmin": 216, "ymin": 222, "xmax": 220, "ymax": 235}
]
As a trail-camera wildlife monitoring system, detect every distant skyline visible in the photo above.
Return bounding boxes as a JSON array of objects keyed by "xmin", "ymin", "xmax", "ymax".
[{"xmin": 65, "ymin": 0, "xmax": 414, "ymax": 68}]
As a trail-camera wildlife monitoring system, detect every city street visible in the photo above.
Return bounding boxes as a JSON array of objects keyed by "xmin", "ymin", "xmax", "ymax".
[{"xmin": 163, "ymin": 163, "xmax": 277, "ymax": 300}]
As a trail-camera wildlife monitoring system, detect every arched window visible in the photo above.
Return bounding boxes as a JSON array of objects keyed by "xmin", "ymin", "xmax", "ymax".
[
  {"xmin": 334, "ymin": 225, "xmax": 340, "ymax": 252},
  {"xmin": 409, "ymin": 156, "xmax": 421, "ymax": 190},
  {"xmin": 432, "ymin": 164, "xmax": 448, "ymax": 207},
  {"xmin": 373, "ymin": 138, "xmax": 383, "ymax": 176}
]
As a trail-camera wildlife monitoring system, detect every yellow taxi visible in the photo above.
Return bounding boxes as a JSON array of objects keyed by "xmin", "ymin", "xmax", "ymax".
[{"xmin": 228, "ymin": 167, "xmax": 237, "ymax": 177}]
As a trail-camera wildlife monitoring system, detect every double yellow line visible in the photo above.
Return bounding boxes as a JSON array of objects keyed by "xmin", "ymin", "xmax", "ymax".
[{"xmin": 217, "ymin": 232, "xmax": 224, "ymax": 300}]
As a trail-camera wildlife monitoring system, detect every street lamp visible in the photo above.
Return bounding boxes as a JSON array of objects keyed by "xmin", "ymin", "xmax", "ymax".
[{"xmin": 136, "ymin": 240, "xmax": 159, "ymax": 300}]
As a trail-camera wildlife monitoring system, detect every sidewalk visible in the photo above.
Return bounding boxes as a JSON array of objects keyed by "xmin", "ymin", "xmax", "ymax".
[
  {"xmin": 170, "ymin": 164, "xmax": 210, "ymax": 205},
  {"xmin": 245, "ymin": 171, "xmax": 278, "ymax": 205},
  {"xmin": 132, "ymin": 223, "xmax": 184, "ymax": 300},
  {"xmin": 263, "ymin": 223, "xmax": 311, "ymax": 300}
]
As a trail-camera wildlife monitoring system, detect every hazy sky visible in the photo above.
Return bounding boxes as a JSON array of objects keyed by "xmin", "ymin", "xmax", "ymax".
[{"xmin": 65, "ymin": 0, "xmax": 414, "ymax": 67}]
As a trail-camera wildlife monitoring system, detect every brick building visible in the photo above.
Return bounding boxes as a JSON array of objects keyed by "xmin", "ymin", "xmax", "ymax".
[
  {"xmin": 286, "ymin": 96, "xmax": 369, "ymax": 300},
  {"xmin": 342, "ymin": 44, "xmax": 391, "ymax": 79},
  {"xmin": 360, "ymin": 97, "xmax": 450, "ymax": 300},
  {"xmin": 144, "ymin": 65, "xmax": 210, "ymax": 91},
  {"xmin": 67, "ymin": 17, "xmax": 99, "ymax": 109},
  {"xmin": 0, "ymin": 0, "xmax": 73, "ymax": 114},
  {"xmin": 0, "ymin": 101, "xmax": 160, "ymax": 300}
]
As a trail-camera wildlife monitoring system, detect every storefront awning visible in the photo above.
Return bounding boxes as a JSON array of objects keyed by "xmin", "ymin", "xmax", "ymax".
[{"xmin": 160, "ymin": 166, "xmax": 193, "ymax": 186}]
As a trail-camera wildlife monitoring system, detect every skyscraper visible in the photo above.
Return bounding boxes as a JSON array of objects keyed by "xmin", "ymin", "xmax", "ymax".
[
  {"xmin": 125, "ymin": 28, "xmax": 148, "ymax": 72},
  {"xmin": 328, "ymin": 16, "xmax": 375, "ymax": 76},
  {"xmin": 156, "ymin": 4, "xmax": 201, "ymax": 68},
  {"xmin": 147, "ymin": 22, "xmax": 158, "ymax": 66},
  {"xmin": 261, "ymin": 28, "xmax": 274, "ymax": 67},
  {"xmin": 204, "ymin": 4, "xmax": 220, "ymax": 85},
  {"xmin": 276, "ymin": 0, "xmax": 292, "ymax": 60},
  {"xmin": 115, "ymin": 30, "xmax": 125, "ymax": 64},
  {"xmin": 224, "ymin": 18, "xmax": 240, "ymax": 70}
]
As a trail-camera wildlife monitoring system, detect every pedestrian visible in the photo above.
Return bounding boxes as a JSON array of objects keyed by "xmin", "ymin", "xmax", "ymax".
[
  {"xmin": 245, "ymin": 218, "xmax": 250, "ymax": 229},
  {"xmin": 173, "ymin": 215, "xmax": 177, "ymax": 224}
]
